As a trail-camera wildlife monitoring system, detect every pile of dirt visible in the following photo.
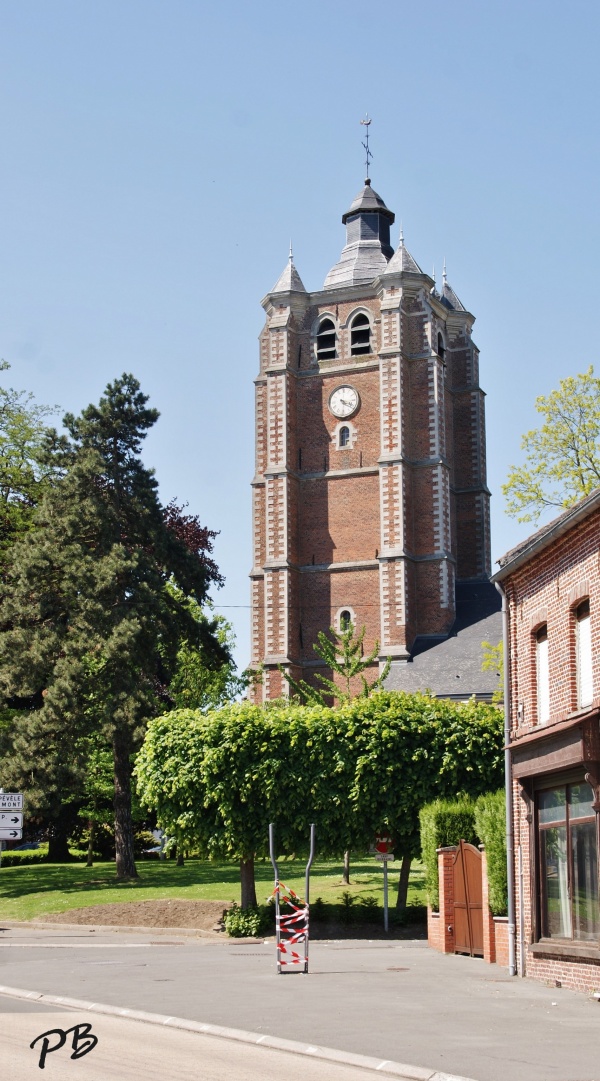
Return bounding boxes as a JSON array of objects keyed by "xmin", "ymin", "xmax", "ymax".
[{"xmin": 38, "ymin": 898, "xmax": 232, "ymax": 932}]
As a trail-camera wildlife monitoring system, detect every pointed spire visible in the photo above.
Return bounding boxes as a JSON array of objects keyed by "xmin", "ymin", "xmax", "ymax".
[
  {"xmin": 440, "ymin": 261, "xmax": 466, "ymax": 311},
  {"xmin": 270, "ymin": 245, "xmax": 307, "ymax": 295},
  {"xmin": 383, "ymin": 227, "xmax": 423, "ymax": 275}
]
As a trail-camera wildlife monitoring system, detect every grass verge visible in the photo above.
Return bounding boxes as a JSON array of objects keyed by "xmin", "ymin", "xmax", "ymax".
[{"xmin": 0, "ymin": 856, "xmax": 426, "ymax": 923}]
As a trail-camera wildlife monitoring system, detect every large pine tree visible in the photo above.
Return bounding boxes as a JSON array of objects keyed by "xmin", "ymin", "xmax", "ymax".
[{"xmin": 0, "ymin": 374, "xmax": 227, "ymax": 876}]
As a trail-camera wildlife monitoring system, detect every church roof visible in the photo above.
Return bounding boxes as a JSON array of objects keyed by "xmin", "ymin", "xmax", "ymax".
[
  {"xmin": 384, "ymin": 581, "xmax": 502, "ymax": 701},
  {"xmin": 270, "ymin": 250, "xmax": 307, "ymax": 295},
  {"xmin": 324, "ymin": 178, "xmax": 395, "ymax": 290},
  {"xmin": 342, "ymin": 179, "xmax": 395, "ymax": 224},
  {"xmin": 384, "ymin": 230, "xmax": 423, "ymax": 275},
  {"xmin": 440, "ymin": 274, "xmax": 466, "ymax": 311}
]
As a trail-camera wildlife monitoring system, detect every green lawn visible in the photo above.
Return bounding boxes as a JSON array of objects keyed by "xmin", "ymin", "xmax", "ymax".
[{"xmin": 0, "ymin": 856, "xmax": 426, "ymax": 922}]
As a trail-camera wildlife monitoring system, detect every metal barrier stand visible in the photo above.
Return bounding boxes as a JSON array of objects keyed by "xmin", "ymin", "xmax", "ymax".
[{"xmin": 269, "ymin": 823, "xmax": 315, "ymax": 974}]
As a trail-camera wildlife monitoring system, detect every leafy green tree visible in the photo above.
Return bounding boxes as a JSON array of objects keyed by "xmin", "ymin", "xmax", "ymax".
[
  {"xmin": 168, "ymin": 593, "xmax": 249, "ymax": 711},
  {"xmin": 503, "ymin": 366, "xmax": 600, "ymax": 523},
  {"xmin": 135, "ymin": 693, "xmax": 504, "ymax": 909},
  {"xmin": 0, "ymin": 361, "xmax": 57, "ymax": 567},
  {"xmin": 281, "ymin": 622, "xmax": 391, "ymax": 886},
  {"xmin": 481, "ymin": 639, "xmax": 503, "ymax": 705},
  {"xmin": 282, "ymin": 622, "xmax": 391, "ymax": 705},
  {"xmin": 0, "ymin": 374, "xmax": 228, "ymax": 877}
]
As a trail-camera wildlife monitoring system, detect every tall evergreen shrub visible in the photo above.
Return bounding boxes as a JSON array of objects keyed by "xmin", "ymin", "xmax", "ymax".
[
  {"xmin": 475, "ymin": 789, "xmax": 507, "ymax": 916},
  {"xmin": 419, "ymin": 798, "xmax": 478, "ymax": 910}
]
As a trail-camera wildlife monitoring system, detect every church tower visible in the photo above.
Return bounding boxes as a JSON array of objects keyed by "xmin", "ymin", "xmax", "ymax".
[{"xmin": 249, "ymin": 176, "xmax": 491, "ymax": 702}]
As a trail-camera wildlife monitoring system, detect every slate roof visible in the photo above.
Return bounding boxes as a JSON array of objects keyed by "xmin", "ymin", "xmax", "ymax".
[
  {"xmin": 384, "ymin": 234, "xmax": 423, "ymax": 275},
  {"xmin": 342, "ymin": 179, "xmax": 395, "ymax": 224},
  {"xmin": 270, "ymin": 255, "xmax": 306, "ymax": 295},
  {"xmin": 493, "ymin": 486, "xmax": 600, "ymax": 579},
  {"xmin": 440, "ymin": 280, "xmax": 466, "ymax": 311},
  {"xmin": 383, "ymin": 580, "xmax": 502, "ymax": 700}
]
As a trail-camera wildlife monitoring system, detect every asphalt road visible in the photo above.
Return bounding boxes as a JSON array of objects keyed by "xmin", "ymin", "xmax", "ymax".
[
  {"xmin": 2, "ymin": 999, "xmax": 418, "ymax": 1081},
  {"xmin": 0, "ymin": 924, "xmax": 598, "ymax": 1081}
]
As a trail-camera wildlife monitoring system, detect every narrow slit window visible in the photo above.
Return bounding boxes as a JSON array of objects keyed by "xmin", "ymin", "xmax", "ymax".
[
  {"xmin": 576, "ymin": 600, "xmax": 593, "ymax": 708},
  {"xmin": 339, "ymin": 425, "xmax": 350, "ymax": 448},
  {"xmin": 350, "ymin": 313, "xmax": 371, "ymax": 356},
  {"xmin": 536, "ymin": 626, "xmax": 550, "ymax": 723},
  {"xmin": 437, "ymin": 332, "xmax": 445, "ymax": 360},
  {"xmin": 316, "ymin": 318, "xmax": 336, "ymax": 360},
  {"xmin": 340, "ymin": 610, "xmax": 352, "ymax": 631}
]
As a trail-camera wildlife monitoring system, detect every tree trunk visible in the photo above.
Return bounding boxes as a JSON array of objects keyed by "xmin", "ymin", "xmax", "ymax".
[
  {"xmin": 396, "ymin": 853, "xmax": 412, "ymax": 910},
  {"xmin": 240, "ymin": 856, "xmax": 257, "ymax": 909},
  {"xmin": 86, "ymin": 820, "xmax": 95, "ymax": 867},
  {"xmin": 112, "ymin": 728, "xmax": 138, "ymax": 879},
  {"xmin": 176, "ymin": 852, "xmax": 184, "ymax": 867},
  {"xmin": 47, "ymin": 813, "xmax": 71, "ymax": 862},
  {"xmin": 342, "ymin": 849, "xmax": 351, "ymax": 885}
]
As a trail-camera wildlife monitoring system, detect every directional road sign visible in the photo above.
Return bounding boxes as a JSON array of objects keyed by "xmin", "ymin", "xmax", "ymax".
[
  {"xmin": 0, "ymin": 813, "xmax": 23, "ymax": 828},
  {"xmin": 0, "ymin": 828, "xmax": 22, "ymax": 840},
  {"xmin": 0, "ymin": 793, "xmax": 24, "ymax": 810}
]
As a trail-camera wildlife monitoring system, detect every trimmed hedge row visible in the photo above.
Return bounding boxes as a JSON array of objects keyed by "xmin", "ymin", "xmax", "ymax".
[{"xmin": 419, "ymin": 789, "xmax": 507, "ymax": 915}]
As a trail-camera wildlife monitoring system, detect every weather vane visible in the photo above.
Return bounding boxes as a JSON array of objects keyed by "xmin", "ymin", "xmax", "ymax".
[{"xmin": 360, "ymin": 114, "xmax": 372, "ymax": 179}]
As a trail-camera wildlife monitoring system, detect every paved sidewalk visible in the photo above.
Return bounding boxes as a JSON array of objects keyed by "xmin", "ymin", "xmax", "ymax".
[{"xmin": 0, "ymin": 924, "xmax": 598, "ymax": 1081}]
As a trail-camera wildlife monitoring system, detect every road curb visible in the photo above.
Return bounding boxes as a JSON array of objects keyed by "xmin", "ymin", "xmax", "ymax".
[
  {"xmin": 0, "ymin": 918, "xmax": 232, "ymax": 940},
  {"xmin": 0, "ymin": 983, "xmax": 476, "ymax": 1081}
]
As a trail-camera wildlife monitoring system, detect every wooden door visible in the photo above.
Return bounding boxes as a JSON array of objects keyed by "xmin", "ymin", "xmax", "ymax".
[{"xmin": 453, "ymin": 840, "xmax": 483, "ymax": 957}]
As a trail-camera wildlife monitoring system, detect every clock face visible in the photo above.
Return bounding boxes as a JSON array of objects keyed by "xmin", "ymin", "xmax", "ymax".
[{"xmin": 329, "ymin": 385, "xmax": 360, "ymax": 419}]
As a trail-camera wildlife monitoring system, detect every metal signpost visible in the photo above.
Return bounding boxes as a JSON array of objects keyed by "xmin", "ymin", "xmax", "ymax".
[
  {"xmin": 0, "ymin": 791, "xmax": 25, "ymax": 866},
  {"xmin": 372, "ymin": 834, "xmax": 395, "ymax": 932}
]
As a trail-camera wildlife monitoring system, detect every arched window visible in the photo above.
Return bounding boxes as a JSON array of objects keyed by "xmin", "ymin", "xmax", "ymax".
[
  {"xmin": 316, "ymin": 318, "xmax": 336, "ymax": 360},
  {"xmin": 350, "ymin": 313, "xmax": 371, "ymax": 356},
  {"xmin": 576, "ymin": 600, "xmax": 593, "ymax": 708},
  {"xmin": 340, "ymin": 609, "xmax": 352, "ymax": 631},
  {"xmin": 536, "ymin": 626, "xmax": 550, "ymax": 723},
  {"xmin": 339, "ymin": 425, "xmax": 350, "ymax": 448},
  {"xmin": 437, "ymin": 332, "xmax": 445, "ymax": 360}
]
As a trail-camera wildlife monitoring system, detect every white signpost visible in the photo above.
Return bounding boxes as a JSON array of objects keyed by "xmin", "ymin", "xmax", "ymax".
[
  {"xmin": 0, "ymin": 793, "xmax": 24, "ymax": 810},
  {"xmin": 0, "ymin": 792, "xmax": 25, "ymax": 865}
]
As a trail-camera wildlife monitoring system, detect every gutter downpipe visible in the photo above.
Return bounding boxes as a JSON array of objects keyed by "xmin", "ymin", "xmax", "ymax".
[{"xmin": 495, "ymin": 579, "xmax": 517, "ymax": 977}]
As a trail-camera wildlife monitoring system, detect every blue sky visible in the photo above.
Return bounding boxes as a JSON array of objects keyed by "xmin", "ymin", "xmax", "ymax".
[{"xmin": 1, "ymin": 1, "xmax": 598, "ymax": 670}]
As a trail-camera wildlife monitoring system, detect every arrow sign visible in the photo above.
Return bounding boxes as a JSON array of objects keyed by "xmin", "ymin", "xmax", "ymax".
[
  {"xmin": 0, "ymin": 828, "xmax": 22, "ymax": 840},
  {"xmin": 0, "ymin": 813, "xmax": 23, "ymax": 827},
  {"xmin": 0, "ymin": 793, "xmax": 24, "ymax": 810}
]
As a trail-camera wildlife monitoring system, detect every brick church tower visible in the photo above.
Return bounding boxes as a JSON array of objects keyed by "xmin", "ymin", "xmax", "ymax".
[{"xmin": 249, "ymin": 177, "xmax": 494, "ymax": 702}]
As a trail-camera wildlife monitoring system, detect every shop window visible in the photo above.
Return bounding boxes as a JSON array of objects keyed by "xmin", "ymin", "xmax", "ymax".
[
  {"xmin": 538, "ymin": 781, "xmax": 599, "ymax": 942},
  {"xmin": 536, "ymin": 625, "xmax": 550, "ymax": 723},
  {"xmin": 350, "ymin": 313, "xmax": 371, "ymax": 356},
  {"xmin": 316, "ymin": 318, "xmax": 336, "ymax": 360},
  {"xmin": 339, "ymin": 425, "xmax": 350, "ymax": 448},
  {"xmin": 576, "ymin": 600, "xmax": 593, "ymax": 708}
]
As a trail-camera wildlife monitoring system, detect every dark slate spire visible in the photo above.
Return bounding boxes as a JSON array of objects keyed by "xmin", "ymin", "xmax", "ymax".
[
  {"xmin": 324, "ymin": 178, "xmax": 395, "ymax": 289},
  {"xmin": 270, "ymin": 244, "xmax": 307, "ymax": 295}
]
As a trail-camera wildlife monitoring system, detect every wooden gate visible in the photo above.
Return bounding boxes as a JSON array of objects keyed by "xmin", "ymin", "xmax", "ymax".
[{"xmin": 453, "ymin": 840, "xmax": 483, "ymax": 957}]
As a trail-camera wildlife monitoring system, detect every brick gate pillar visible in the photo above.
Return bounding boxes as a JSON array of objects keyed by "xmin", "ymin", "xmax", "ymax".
[{"xmin": 437, "ymin": 846, "xmax": 456, "ymax": 954}]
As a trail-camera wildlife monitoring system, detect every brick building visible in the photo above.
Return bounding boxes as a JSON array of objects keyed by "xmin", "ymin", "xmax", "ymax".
[
  {"xmin": 250, "ymin": 177, "xmax": 500, "ymax": 702},
  {"xmin": 493, "ymin": 488, "xmax": 600, "ymax": 991}
]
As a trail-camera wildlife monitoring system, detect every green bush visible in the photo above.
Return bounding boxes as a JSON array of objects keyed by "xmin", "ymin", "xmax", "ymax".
[
  {"xmin": 224, "ymin": 903, "xmax": 272, "ymax": 938},
  {"xmin": 419, "ymin": 798, "xmax": 479, "ymax": 910},
  {"xmin": 475, "ymin": 789, "xmax": 507, "ymax": 916},
  {"xmin": 1, "ymin": 846, "xmax": 48, "ymax": 867}
]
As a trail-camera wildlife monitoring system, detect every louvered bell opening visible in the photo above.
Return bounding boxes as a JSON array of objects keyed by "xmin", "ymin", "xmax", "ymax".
[
  {"xmin": 351, "ymin": 313, "xmax": 371, "ymax": 356},
  {"xmin": 317, "ymin": 318, "xmax": 336, "ymax": 360}
]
